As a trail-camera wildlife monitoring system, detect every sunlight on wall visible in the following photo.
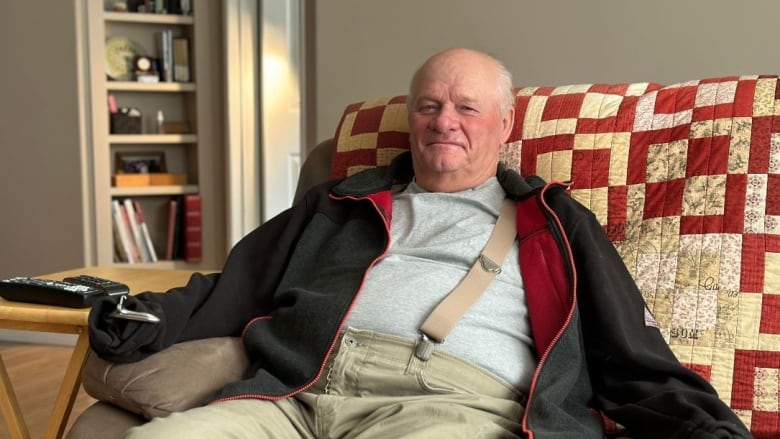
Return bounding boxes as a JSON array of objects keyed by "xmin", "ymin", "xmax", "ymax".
[
  {"xmin": 260, "ymin": 1, "xmax": 302, "ymax": 221},
  {"xmin": 262, "ymin": 54, "xmax": 284, "ymax": 99}
]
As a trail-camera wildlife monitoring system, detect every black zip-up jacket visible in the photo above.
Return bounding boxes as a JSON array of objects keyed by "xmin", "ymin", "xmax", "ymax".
[{"xmin": 89, "ymin": 152, "xmax": 751, "ymax": 438}]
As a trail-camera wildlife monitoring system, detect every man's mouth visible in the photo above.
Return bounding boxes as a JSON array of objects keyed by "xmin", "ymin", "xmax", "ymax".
[{"xmin": 425, "ymin": 139, "xmax": 464, "ymax": 148}]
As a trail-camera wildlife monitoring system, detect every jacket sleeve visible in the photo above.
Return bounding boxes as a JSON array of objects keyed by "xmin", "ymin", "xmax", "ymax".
[
  {"xmin": 556, "ymin": 197, "xmax": 752, "ymax": 438},
  {"xmin": 89, "ymin": 190, "xmax": 320, "ymax": 363}
]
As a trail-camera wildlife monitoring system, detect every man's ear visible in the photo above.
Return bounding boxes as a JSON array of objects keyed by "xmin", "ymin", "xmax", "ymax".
[{"xmin": 501, "ymin": 107, "xmax": 515, "ymax": 143}]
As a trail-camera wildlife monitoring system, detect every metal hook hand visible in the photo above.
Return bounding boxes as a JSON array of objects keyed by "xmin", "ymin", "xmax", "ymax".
[{"xmin": 109, "ymin": 295, "xmax": 160, "ymax": 323}]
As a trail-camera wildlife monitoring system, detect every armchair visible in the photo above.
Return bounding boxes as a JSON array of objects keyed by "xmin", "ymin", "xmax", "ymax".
[{"xmin": 68, "ymin": 75, "xmax": 780, "ymax": 438}]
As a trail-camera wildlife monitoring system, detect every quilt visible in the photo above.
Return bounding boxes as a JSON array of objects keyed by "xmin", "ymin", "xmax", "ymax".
[{"xmin": 331, "ymin": 76, "xmax": 780, "ymax": 438}]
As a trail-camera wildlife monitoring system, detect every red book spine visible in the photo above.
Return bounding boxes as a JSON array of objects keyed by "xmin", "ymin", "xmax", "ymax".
[
  {"xmin": 165, "ymin": 198, "xmax": 179, "ymax": 260},
  {"xmin": 183, "ymin": 194, "xmax": 202, "ymax": 263}
]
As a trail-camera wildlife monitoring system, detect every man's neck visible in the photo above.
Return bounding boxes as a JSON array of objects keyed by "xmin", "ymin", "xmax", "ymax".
[{"xmin": 413, "ymin": 172, "xmax": 495, "ymax": 193}]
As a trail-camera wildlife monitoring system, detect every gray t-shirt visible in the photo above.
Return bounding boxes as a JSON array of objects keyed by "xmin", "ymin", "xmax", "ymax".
[{"xmin": 346, "ymin": 177, "xmax": 536, "ymax": 391}]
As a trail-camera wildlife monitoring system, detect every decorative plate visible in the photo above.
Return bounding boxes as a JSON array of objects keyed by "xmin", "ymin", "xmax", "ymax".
[{"xmin": 105, "ymin": 37, "xmax": 146, "ymax": 81}]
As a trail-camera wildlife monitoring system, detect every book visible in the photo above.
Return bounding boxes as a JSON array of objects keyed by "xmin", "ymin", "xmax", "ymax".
[
  {"xmin": 172, "ymin": 37, "xmax": 190, "ymax": 82},
  {"xmin": 165, "ymin": 197, "xmax": 179, "ymax": 260},
  {"xmin": 134, "ymin": 200, "xmax": 159, "ymax": 263},
  {"xmin": 182, "ymin": 194, "xmax": 202, "ymax": 263},
  {"xmin": 112, "ymin": 213, "xmax": 128, "ymax": 263},
  {"xmin": 111, "ymin": 200, "xmax": 140, "ymax": 263},
  {"xmin": 173, "ymin": 196, "xmax": 185, "ymax": 259},
  {"xmin": 123, "ymin": 199, "xmax": 151, "ymax": 263},
  {"xmin": 158, "ymin": 29, "xmax": 174, "ymax": 82},
  {"xmin": 165, "ymin": 0, "xmax": 182, "ymax": 14}
]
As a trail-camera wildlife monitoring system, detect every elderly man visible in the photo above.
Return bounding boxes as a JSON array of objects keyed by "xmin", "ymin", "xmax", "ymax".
[{"xmin": 90, "ymin": 48, "xmax": 751, "ymax": 438}]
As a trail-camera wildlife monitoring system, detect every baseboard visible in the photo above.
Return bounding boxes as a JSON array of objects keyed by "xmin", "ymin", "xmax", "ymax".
[{"xmin": 0, "ymin": 329, "xmax": 77, "ymax": 346}]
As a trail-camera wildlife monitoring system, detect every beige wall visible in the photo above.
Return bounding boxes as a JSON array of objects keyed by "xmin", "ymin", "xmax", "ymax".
[
  {"xmin": 311, "ymin": 0, "xmax": 780, "ymax": 143},
  {"xmin": 0, "ymin": 2, "xmax": 86, "ymax": 279},
  {"xmin": 2, "ymin": 0, "xmax": 779, "ymax": 279}
]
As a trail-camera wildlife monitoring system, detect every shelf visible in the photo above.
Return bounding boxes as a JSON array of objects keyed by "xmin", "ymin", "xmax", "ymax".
[
  {"xmin": 110, "ymin": 184, "xmax": 199, "ymax": 197},
  {"xmin": 109, "ymin": 260, "xmax": 202, "ymax": 270},
  {"xmin": 104, "ymin": 11, "xmax": 194, "ymax": 25},
  {"xmin": 107, "ymin": 82, "xmax": 196, "ymax": 92},
  {"xmin": 110, "ymin": 134, "xmax": 197, "ymax": 144},
  {"xmin": 88, "ymin": 0, "xmax": 224, "ymax": 270}
]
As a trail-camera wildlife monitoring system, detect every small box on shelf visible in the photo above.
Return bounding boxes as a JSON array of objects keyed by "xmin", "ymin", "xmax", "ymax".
[
  {"xmin": 110, "ymin": 113, "xmax": 142, "ymax": 134},
  {"xmin": 113, "ymin": 173, "xmax": 187, "ymax": 187}
]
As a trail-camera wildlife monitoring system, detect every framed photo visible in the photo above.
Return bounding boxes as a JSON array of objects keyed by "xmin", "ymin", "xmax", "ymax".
[{"xmin": 115, "ymin": 151, "xmax": 167, "ymax": 174}]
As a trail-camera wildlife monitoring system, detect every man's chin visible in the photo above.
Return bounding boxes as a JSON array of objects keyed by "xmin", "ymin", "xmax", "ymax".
[
  {"xmin": 420, "ymin": 160, "xmax": 465, "ymax": 176},
  {"xmin": 411, "ymin": 146, "xmax": 468, "ymax": 173}
]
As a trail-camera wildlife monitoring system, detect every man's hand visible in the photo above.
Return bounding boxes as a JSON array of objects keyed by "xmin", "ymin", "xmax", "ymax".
[{"xmin": 88, "ymin": 295, "xmax": 165, "ymax": 363}]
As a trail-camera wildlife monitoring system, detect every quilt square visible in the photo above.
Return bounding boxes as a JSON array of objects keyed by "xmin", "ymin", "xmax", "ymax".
[
  {"xmin": 767, "ymin": 175, "xmax": 780, "ymax": 216},
  {"xmin": 682, "ymin": 175, "xmax": 727, "ymax": 217},
  {"xmin": 723, "ymin": 174, "xmax": 747, "ymax": 233},
  {"xmin": 753, "ymin": 367, "xmax": 779, "ymax": 412},
  {"xmin": 694, "ymin": 81, "xmax": 738, "ymax": 108},
  {"xmin": 770, "ymin": 133, "xmax": 780, "ymax": 174},
  {"xmin": 533, "ymin": 150, "xmax": 574, "ymax": 183},
  {"xmin": 377, "ymin": 102, "xmax": 410, "ymax": 133},
  {"xmin": 349, "ymin": 106, "xmax": 386, "ymax": 136},
  {"xmin": 570, "ymin": 149, "xmax": 610, "ymax": 189},
  {"xmin": 580, "ymin": 92, "xmax": 624, "ymax": 119},
  {"xmin": 753, "ymin": 78, "xmax": 778, "ymax": 117},
  {"xmin": 764, "ymin": 253, "xmax": 780, "ymax": 296},
  {"xmin": 541, "ymin": 93, "xmax": 585, "ymax": 121},
  {"xmin": 375, "ymin": 131, "xmax": 410, "ymax": 150},
  {"xmin": 760, "ymin": 294, "xmax": 780, "ymax": 334},
  {"xmin": 740, "ymin": 235, "xmax": 768, "ymax": 293},
  {"xmin": 669, "ymin": 289, "xmax": 718, "ymax": 339},
  {"xmin": 748, "ymin": 117, "xmax": 773, "ymax": 174},
  {"xmin": 646, "ymin": 140, "xmax": 688, "ymax": 183},
  {"xmin": 686, "ymin": 136, "xmax": 730, "ymax": 177},
  {"xmin": 643, "ymin": 180, "xmax": 685, "ymax": 219},
  {"xmin": 655, "ymin": 86, "xmax": 696, "ymax": 114},
  {"xmin": 744, "ymin": 174, "xmax": 769, "ymax": 234}
]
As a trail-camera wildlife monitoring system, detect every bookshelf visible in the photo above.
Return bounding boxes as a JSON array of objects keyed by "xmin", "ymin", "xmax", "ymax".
[{"xmin": 86, "ymin": 0, "xmax": 226, "ymax": 269}]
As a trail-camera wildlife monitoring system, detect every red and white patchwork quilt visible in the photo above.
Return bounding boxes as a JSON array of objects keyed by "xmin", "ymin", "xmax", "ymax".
[{"xmin": 331, "ymin": 76, "xmax": 780, "ymax": 438}]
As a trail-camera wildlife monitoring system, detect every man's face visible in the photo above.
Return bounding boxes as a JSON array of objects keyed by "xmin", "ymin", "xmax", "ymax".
[{"xmin": 408, "ymin": 50, "xmax": 514, "ymax": 192}]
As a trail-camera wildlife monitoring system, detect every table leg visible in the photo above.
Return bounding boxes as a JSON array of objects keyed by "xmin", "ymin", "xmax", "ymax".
[
  {"xmin": 44, "ymin": 328, "xmax": 90, "ymax": 439},
  {"xmin": 0, "ymin": 353, "xmax": 31, "ymax": 439}
]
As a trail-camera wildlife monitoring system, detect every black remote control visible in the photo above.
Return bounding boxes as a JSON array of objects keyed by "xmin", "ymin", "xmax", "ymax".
[
  {"xmin": 62, "ymin": 274, "xmax": 129, "ymax": 296},
  {"xmin": 0, "ymin": 276, "xmax": 108, "ymax": 308}
]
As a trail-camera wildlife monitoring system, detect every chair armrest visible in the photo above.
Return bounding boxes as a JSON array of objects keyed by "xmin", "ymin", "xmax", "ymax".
[{"xmin": 82, "ymin": 337, "xmax": 248, "ymax": 419}]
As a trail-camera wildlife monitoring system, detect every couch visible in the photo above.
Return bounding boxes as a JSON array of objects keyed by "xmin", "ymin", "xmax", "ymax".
[{"xmin": 68, "ymin": 75, "xmax": 780, "ymax": 438}]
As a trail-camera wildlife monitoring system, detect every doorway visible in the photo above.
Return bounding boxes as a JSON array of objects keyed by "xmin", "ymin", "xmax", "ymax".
[{"xmin": 224, "ymin": 0, "xmax": 304, "ymax": 246}]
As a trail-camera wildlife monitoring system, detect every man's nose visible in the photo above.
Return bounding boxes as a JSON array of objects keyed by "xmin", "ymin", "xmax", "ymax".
[{"xmin": 430, "ymin": 106, "xmax": 458, "ymax": 132}]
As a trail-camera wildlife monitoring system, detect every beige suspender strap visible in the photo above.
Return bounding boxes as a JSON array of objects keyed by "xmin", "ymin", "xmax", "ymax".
[{"xmin": 418, "ymin": 198, "xmax": 517, "ymax": 347}]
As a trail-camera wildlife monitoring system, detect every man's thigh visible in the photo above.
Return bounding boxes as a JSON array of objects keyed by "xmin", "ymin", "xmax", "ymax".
[
  {"xmin": 123, "ymin": 398, "xmax": 314, "ymax": 439},
  {"xmin": 298, "ymin": 392, "xmax": 526, "ymax": 439}
]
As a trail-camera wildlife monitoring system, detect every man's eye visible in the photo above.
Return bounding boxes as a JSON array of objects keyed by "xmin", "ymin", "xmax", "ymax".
[{"xmin": 417, "ymin": 105, "xmax": 437, "ymax": 113}]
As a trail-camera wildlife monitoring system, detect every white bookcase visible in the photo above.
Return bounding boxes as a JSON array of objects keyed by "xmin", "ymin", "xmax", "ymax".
[{"xmin": 86, "ymin": 0, "xmax": 226, "ymax": 269}]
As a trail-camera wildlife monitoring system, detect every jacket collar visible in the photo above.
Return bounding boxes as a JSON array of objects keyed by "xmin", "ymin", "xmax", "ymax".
[{"xmin": 332, "ymin": 151, "xmax": 541, "ymax": 200}]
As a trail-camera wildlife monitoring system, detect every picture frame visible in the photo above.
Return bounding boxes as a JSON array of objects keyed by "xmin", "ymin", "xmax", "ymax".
[{"xmin": 115, "ymin": 151, "xmax": 167, "ymax": 174}]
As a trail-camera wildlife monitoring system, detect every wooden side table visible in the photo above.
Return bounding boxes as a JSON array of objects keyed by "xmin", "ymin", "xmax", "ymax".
[{"xmin": 0, "ymin": 266, "xmax": 203, "ymax": 439}]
